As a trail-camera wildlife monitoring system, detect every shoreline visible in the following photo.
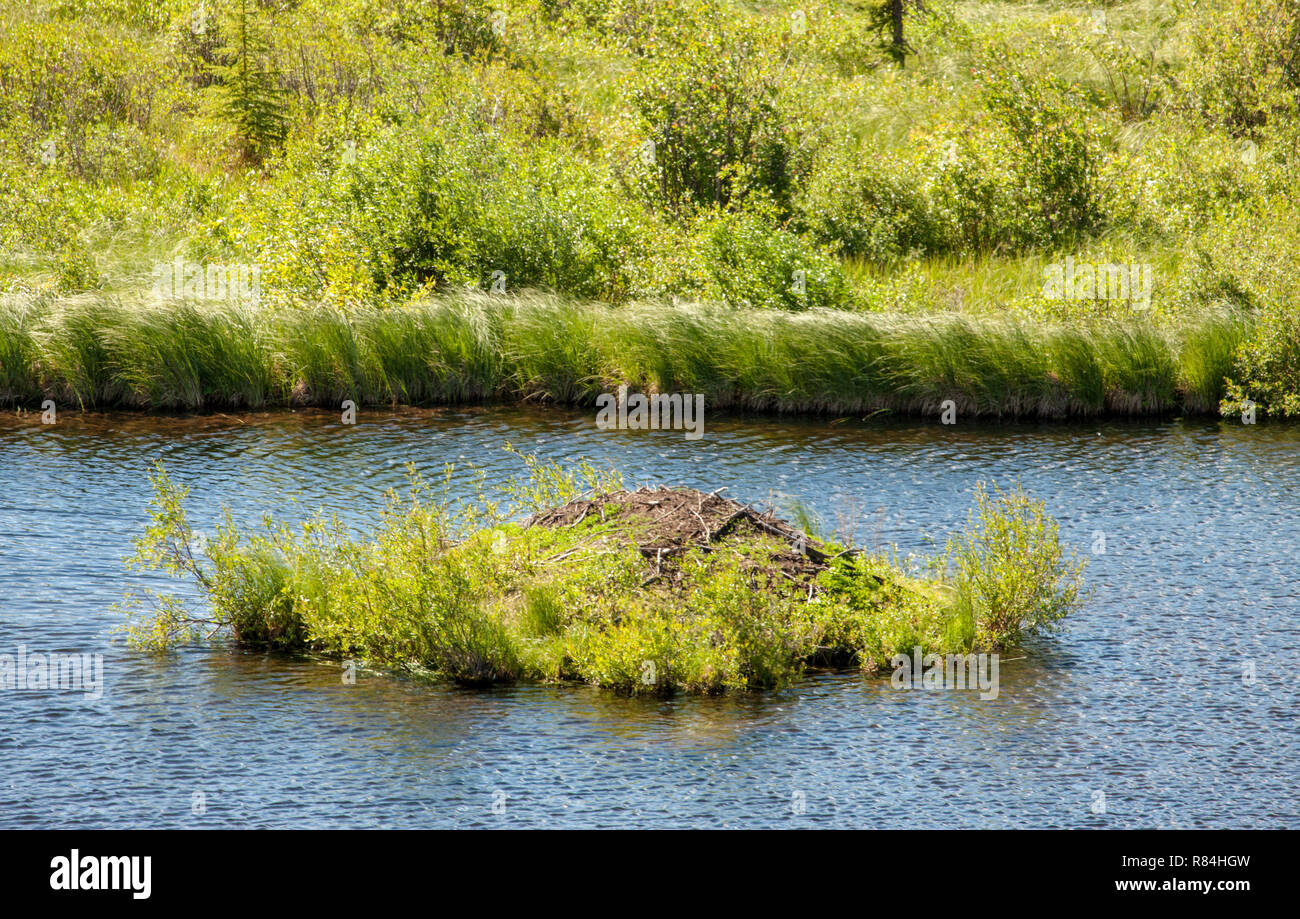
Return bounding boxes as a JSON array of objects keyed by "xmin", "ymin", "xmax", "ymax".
[{"xmin": 2, "ymin": 294, "xmax": 1247, "ymax": 419}]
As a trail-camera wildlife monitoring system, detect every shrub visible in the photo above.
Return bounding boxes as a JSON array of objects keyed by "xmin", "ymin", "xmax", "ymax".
[
  {"xmin": 1184, "ymin": 0, "xmax": 1300, "ymax": 134},
  {"xmin": 630, "ymin": 16, "xmax": 810, "ymax": 215},
  {"xmin": 944, "ymin": 482, "xmax": 1085, "ymax": 649},
  {"xmin": 796, "ymin": 142, "xmax": 946, "ymax": 264},
  {"xmin": 1171, "ymin": 195, "xmax": 1300, "ymax": 416},
  {"xmin": 815, "ymin": 554, "xmax": 955, "ymax": 668},
  {"xmin": 689, "ymin": 203, "xmax": 857, "ymax": 309},
  {"xmin": 1223, "ymin": 308, "xmax": 1300, "ymax": 417},
  {"xmin": 420, "ymin": 0, "xmax": 502, "ymax": 59},
  {"xmin": 52, "ymin": 239, "xmax": 104, "ymax": 292},
  {"xmin": 573, "ymin": 0, "xmax": 712, "ymax": 57},
  {"xmin": 974, "ymin": 48, "xmax": 1104, "ymax": 245},
  {"xmin": 1098, "ymin": 118, "xmax": 1278, "ymax": 239},
  {"xmin": 235, "ymin": 112, "xmax": 653, "ymax": 303},
  {"xmin": 924, "ymin": 126, "xmax": 1039, "ymax": 254}
]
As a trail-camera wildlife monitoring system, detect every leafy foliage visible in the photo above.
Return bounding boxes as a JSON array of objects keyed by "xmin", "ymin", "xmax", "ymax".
[
  {"xmin": 3, "ymin": 0, "xmax": 1300, "ymax": 410},
  {"xmin": 944, "ymin": 482, "xmax": 1086, "ymax": 649},
  {"xmin": 630, "ymin": 15, "xmax": 808, "ymax": 215}
]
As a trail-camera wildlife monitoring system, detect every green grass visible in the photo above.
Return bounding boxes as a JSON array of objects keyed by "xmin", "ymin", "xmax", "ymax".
[
  {"xmin": 0, "ymin": 291, "xmax": 1248, "ymax": 417},
  {"xmin": 1, "ymin": 0, "xmax": 1296, "ymax": 412}
]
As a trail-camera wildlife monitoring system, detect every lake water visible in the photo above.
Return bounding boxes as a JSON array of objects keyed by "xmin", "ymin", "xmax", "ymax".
[{"xmin": 1, "ymin": 407, "xmax": 1296, "ymax": 828}]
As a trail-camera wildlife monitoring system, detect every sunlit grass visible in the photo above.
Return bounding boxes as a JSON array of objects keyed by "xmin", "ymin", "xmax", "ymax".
[
  {"xmin": 0, "ymin": 290, "xmax": 1248, "ymax": 417},
  {"xmin": 121, "ymin": 454, "xmax": 1086, "ymax": 692}
]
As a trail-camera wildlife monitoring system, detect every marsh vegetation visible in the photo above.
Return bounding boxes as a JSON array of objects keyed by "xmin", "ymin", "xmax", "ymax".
[
  {"xmin": 1, "ymin": 1, "xmax": 1297, "ymax": 417},
  {"xmin": 122, "ymin": 450, "xmax": 1085, "ymax": 693}
]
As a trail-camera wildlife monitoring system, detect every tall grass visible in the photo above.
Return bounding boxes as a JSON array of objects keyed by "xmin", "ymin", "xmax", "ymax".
[
  {"xmin": 0, "ymin": 300, "xmax": 40, "ymax": 404},
  {"xmin": 0, "ymin": 291, "xmax": 1246, "ymax": 417}
]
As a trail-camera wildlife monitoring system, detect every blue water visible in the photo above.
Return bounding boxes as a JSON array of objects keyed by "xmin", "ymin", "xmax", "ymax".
[{"xmin": 1, "ymin": 407, "xmax": 1296, "ymax": 827}]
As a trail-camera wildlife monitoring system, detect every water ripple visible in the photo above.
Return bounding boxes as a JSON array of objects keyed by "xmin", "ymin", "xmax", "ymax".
[{"xmin": 0, "ymin": 408, "xmax": 1296, "ymax": 827}]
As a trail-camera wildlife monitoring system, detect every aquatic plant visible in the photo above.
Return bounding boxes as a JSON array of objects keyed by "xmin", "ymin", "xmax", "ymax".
[{"xmin": 944, "ymin": 483, "xmax": 1086, "ymax": 650}]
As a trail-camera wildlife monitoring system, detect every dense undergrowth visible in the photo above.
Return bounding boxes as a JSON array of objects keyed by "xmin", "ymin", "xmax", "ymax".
[
  {"xmin": 1, "ymin": 0, "xmax": 1298, "ymax": 415},
  {"xmin": 121, "ymin": 451, "xmax": 1086, "ymax": 693}
]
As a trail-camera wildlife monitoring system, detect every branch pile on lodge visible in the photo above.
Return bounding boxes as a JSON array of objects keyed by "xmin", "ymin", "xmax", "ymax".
[{"xmin": 526, "ymin": 486, "xmax": 863, "ymax": 593}]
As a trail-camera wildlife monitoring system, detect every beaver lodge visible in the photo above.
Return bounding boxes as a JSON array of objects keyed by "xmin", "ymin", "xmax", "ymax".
[
  {"xmin": 525, "ymin": 486, "xmax": 851, "ymax": 594},
  {"xmin": 126, "ymin": 461, "xmax": 1083, "ymax": 694}
]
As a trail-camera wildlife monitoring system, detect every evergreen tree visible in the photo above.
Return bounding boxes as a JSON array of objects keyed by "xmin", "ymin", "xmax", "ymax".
[
  {"xmin": 871, "ymin": 0, "xmax": 914, "ymax": 68},
  {"xmin": 206, "ymin": 0, "xmax": 287, "ymax": 165}
]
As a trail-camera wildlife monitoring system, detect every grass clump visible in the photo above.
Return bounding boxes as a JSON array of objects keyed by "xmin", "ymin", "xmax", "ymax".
[
  {"xmin": 121, "ymin": 451, "xmax": 1086, "ymax": 694},
  {"xmin": 0, "ymin": 293, "xmax": 1249, "ymax": 417}
]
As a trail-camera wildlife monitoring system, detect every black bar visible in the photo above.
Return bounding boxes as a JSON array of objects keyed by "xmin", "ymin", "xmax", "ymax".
[{"xmin": 1, "ymin": 830, "xmax": 1277, "ymax": 906}]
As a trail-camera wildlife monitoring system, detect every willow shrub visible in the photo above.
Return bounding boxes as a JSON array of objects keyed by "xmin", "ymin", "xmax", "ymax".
[
  {"xmin": 243, "ymin": 119, "xmax": 652, "ymax": 303},
  {"xmin": 944, "ymin": 483, "xmax": 1086, "ymax": 650},
  {"xmin": 687, "ymin": 203, "xmax": 858, "ymax": 310},
  {"xmin": 795, "ymin": 142, "xmax": 947, "ymax": 265},
  {"xmin": 627, "ymin": 8, "xmax": 809, "ymax": 216},
  {"xmin": 1186, "ymin": 196, "xmax": 1300, "ymax": 417}
]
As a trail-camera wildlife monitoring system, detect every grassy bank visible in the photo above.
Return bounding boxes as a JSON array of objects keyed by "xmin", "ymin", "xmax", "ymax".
[
  {"xmin": 3, "ymin": 1, "xmax": 1299, "ymax": 416},
  {"xmin": 0, "ymin": 293, "xmax": 1247, "ymax": 417},
  {"xmin": 122, "ymin": 453, "xmax": 1085, "ymax": 693}
]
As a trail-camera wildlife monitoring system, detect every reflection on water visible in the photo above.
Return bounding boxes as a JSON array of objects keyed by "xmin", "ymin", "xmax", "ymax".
[{"xmin": 1, "ymin": 406, "xmax": 1297, "ymax": 827}]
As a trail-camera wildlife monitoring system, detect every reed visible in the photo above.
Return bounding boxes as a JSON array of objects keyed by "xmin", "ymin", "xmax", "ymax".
[{"xmin": 0, "ymin": 291, "xmax": 1247, "ymax": 417}]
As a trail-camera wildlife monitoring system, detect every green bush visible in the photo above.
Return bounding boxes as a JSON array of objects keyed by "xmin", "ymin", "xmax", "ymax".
[
  {"xmin": 244, "ymin": 116, "xmax": 652, "ymax": 302},
  {"xmin": 1173, "ymin": 195, "xmax": 1300, "ymax": 416},
  {"xmin": 1098, "ymin": 117, "xmax": 1279, "ymax": 239},
  {"xmin": 973, "ymin": 48, "xmax": 1104, "ymax": 246},
  {"xmin": 924, "ymin": 126, "xmax": 1035, "ymax": 253},
  {"xmin": 629, "ymin": 14, "xmax": 810, "ymax": 215},
  {"xmin": 53, "ymin": 239, "xmax": 104, "ymax": 292},
  {"xmin": 945, "ymin": 482, "xmax": 1085, "ymax": 649},
  {"xmin": 814, "ymin": 554, "xmax": 955, "ymax": 667},
  {"xmin": 796, "ymin": 142, "xmax": 946, "ymax": 264},
  {"xmin": 1224, "ymin": 308, "xmax": 1300, "ymax": 417},
  {"xmin": 689, "ymin": 203, "xmax": 856, "ymax": 310},
  {"xmin": 1184, "ymin": 0, "xmax": 1300, "ymax": 134},
  {"xmin": 570, "ymin": 0, "xmax": 712, "ymax": 57},
  {"xmin": 418, "ymin": 0, "xmax": 502, "ymax": 59}
]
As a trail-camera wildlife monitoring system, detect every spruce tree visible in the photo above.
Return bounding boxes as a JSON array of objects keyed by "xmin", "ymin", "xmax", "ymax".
[{"xmin": 207, "ymin": 0, "xmax": 287, "ymax": 165}]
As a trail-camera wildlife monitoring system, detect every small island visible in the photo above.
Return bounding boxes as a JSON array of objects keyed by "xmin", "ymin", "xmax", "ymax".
[{"xmin": 124, "ymin": 451, "xmax": 1084, "ymax": 694}]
